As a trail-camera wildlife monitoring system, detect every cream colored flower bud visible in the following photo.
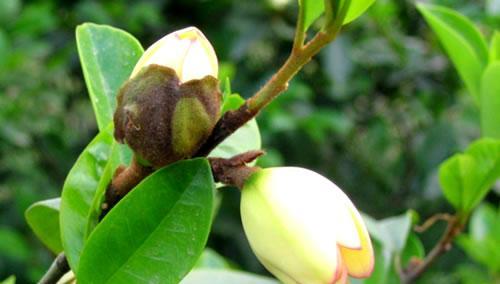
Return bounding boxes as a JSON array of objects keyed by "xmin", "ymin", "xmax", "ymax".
[
  {"xmin": 131, "ymin": 27, "xmax": 218, "ymax": 82},
  {"xmin": 241, "ymin": 167, "xmax": 374, "ymax": 284}
]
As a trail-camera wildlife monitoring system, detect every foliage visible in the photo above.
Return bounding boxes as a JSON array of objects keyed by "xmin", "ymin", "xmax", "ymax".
[{"xmin": 1, "ymin": 0, "xmax": 499, "ymax": 283}]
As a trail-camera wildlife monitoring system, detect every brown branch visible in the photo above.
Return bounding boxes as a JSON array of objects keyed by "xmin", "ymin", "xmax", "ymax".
[
  {"xmin": 414, "ymin": 213, "xmax": 453, "ymax": 233},
  {"xmin": 400, "ymin": 216, "xmax": 465, "ymax": 284},
  {"xmin": 100, "ymin": 156, "xmax": 153, "ymax": 219},
  {"xmin": 38, "ymin": 253, "xmax": 69, "ymax": 284},
  {"xmin": 209, "ymin": 150, "xmax": 264, "ymax": 188}
]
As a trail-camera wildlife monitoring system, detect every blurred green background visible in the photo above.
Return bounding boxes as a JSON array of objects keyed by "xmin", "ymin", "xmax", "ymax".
[{"xmin": 0, "ymin": 0, "xmax": 499, "ymax": 283}]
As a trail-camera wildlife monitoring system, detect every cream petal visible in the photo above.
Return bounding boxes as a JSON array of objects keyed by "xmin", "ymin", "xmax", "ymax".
[
  {"xmin": 339, "ymin": 205, "xmax": 374, "ymax": 278},
  {"xmin": 181, "ymin": 39, "xmax": 217, "ymax": 82}
]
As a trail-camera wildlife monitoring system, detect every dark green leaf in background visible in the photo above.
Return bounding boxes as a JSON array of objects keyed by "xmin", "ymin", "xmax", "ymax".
[
  {"xmin": 480, "ymin": 63, "xmax": 500, "ymax": 139},
  {"xmin": 77, "ymin": 159, "xmax": 214, "ymax": 284},
  {"xmin": 0, "ymin": 276, "xmax": 16, "ymax": 284},
  {"xmin": 76, "ymin": 23, "xmax": 143, "ymax": 130},
  {"xmin": 60, "ymin": 126, "xmax": 114, "ymax": 270},
  {"xmin": 25, "ymin": 198, "xmax": 62, "ymax": 254},
  {"xmin": 417, "ymin": 3, "xmax": 488, "ymax": 103},
  {"xmin": 439, "ymin": 139, "xmax": 500, "ymax": 212}
]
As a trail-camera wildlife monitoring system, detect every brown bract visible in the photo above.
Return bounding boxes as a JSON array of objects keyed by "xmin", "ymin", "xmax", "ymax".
[{"xmin": 114, "ymin": 64, "xmax": 221, "ymax": 168}]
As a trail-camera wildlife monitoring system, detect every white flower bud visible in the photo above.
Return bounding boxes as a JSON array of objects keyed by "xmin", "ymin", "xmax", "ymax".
[{"xmin": 241, "ymin": 167, "xmax": 374, "ymax": 284}]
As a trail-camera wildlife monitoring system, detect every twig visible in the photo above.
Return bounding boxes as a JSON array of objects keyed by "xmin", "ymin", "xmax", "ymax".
[
  {"xmin": 195, "ymin": 29, "xmax": 339, "ymax": 157},
  {"xmin": 38, "ymin": 253, "xmax": 69, "ymax": 284},
  {"xmin": 414, "ymin": 213, "xmax": 453, "ymax": 233},
  {"xmin": 400, "ymin": 215, "xmax": 465, "ymax": 283}
]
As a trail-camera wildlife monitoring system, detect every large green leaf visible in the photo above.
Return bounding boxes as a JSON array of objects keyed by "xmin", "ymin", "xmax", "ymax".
[
  {"xmin": 77, "ymin": 159, "xmax": 214, "ymax": 284},
  {"xmin": 25, "ymin": 198, "xmax": 62, "ymax": 254},
  {"xmin": 480, "ymin": 63, "xmax": 500, "ymax": 139},
  {"xmin": 417, "ymin": 3, "xmax": 488, "ymax": 103},
  {"xmin": 490, "ymin": 31, "xmax": 500, "ymax": 61},
  {"xmin": 76, "ymin": 23, "xmax": 143, "ymax": 130},
  {"xmin": 181, "ymin": 269, "xmax": 278, "ymax": 284},
  {"xmin": 60, "ymin": 126, "xmax": 114, "ymax": 270},
  {"xmin": 439, "ymin": 139, "xmax": 500, "ymax": 212}
]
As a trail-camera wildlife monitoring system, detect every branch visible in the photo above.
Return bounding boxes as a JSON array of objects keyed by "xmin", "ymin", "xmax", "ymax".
[
  {"xmin": 209, "ymin": 150, "xmax": 264, "ymax": 188},
  {"xmin": 38, "ymin": 253, "xmax": 69, "ymax": 284},
  {"xmin": 195, "ymin": 30, "xmax": 339, "ymax": 157},
  {"xmin": 400, "ymin": 215, "xmax": 465, "ymax": 284}
]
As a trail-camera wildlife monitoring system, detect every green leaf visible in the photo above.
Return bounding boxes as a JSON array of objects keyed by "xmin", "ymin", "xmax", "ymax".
[
  {"xmin": 344, "ymin": 0, "xmax": 376, "ymax": 24},
  {"xmin": 181, "ymin": 269, "xmax": 278, "ymax": 284},
  {"xmin": 76, "ymin": 23, "xmax": 143, "ymax": 130},
  {"xmin": 417, "ymin": 3, "xmax": 488, "ymax": 103},
  {"xmin": 299, "ymin": 0, "xmax": 324, "ymax": 31},
  {"xmin": 0, "ymin": 276, "xmax": 15, "ymax": 284},
  {"xmin": 490, "ymin": 31, "xmax": 500, "ymax": 61},
  {"xmin": 77, "ymin": 159, "xmax": 214, "ymax": 284},
  {"xmin": 25, "ymin": 198, "xmax": 62, "ymax": 253},
  {"xmin": 364, "ymin": 211, "xmax": 413, "ymax": 253},
  {"xmin": 439, "ymin": 139, "xmax": 500, "ymax": 212},
  {"xmin": 194, "ymin": 248, "xmax": 232, "ymax": 269},
  {"xmin": 480, "ymin": 63, "xmax": 500, "ymax": 139},
  {"xmin": 60, "ymin": 125, "xmax": 115, "ymax": 270},
  {"xmin": 211, "ymin": 94, "xmax": 261, "ymax": 161},
  {"xmin": 400, "ymin": 233, "xmax": 425, "ymax": 267},
  {"xmin": 457, "ymin": 203, "xmax": 500, "ymax": 272}
]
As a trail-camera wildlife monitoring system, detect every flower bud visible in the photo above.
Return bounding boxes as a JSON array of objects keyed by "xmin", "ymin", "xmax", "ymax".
[
  {"xmin": 131, "ymin": 27, "xmax": 218, "ymax": 82},
  {"xmin": 241, "ymin": 167, "xmax": 374, "ymax": 284},
  {"xmin": 114, "ymin": 27, "xmax": 221, "ymax": 168}
]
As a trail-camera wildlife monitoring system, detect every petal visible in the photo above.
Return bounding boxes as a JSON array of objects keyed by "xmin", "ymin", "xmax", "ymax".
[
  {"xmin": 181, "ymin": 38, "xmax": 217, "ymax": 82},
  {"xmin": 339, "ymin": 204, "xmax": 374, "ymax": 278}
]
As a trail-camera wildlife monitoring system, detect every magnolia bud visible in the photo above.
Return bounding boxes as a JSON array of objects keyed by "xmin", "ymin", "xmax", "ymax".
[
  {"xmin": 114, "ymin": 27, "xmax": 221, "ymax": 168},
  {"xmin": 131, "ymin": 27, "xmax": 218, "ymax": 83},
  {"xmin": 241, "ymin": 167, "xmax": 374, "ymax": 284}
]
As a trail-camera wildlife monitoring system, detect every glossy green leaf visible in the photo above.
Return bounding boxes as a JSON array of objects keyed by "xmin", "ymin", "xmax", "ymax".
[
  {"xmin": 457, "ymin": 203, "xmax": 500, "ymax": 272},
  {"xmin": 77, "ymin": 159, "xmax": 214, "ymax": 284},
  {"xmin": 76, "ymin": 23, "xmax": 143, "ymax": 130},
  {"xmin": 490, "ymin": 31, "xmax": 500, "ymax": 61},
  {"xmin": 299, "ymin": 0, "xmax": 324, "ymax": 31},
  {"xmin": 417, "ymin": 3, "xmax": 488, "ymax": 103},
  {"xmin": 181, "ymin": 269, "xmax": 278, "ymax": 284},
  {"xmin": 299, "ymin": 0, "xmax": 374, "ymax": 31},
  {"xmin": 400, "ymin": 233, "xmax": 425, "ymax": 267},
  {"xmin": 439, "ymin": 139, "xmax": 500, "ymax": 212},
  {"xmin": 480, "ymin": 63, "xmax": 500, "ymax": 139},
  {"xmin": 344, "ymin": 0, "xmax": 376, "ymax": 24},
  {"xmin": 60, "ymin": 126, "xmax": 114, "ymax": 270},
  {"xmin": 25, "ymin": 198, "xmax": 62, "ymax": 253}
]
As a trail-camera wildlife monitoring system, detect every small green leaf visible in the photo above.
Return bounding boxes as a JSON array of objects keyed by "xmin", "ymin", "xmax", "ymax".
[
  {"xmin": 77, "ymin": 159, "xmax": 214, "ymax": 284},
  {"xmin": 457, "ymin": 203, "xmax": 500, "ymax": 272},
  {"xmin": 439, "ymin": 139, "xmax": 500, "ymax": 212},
  {"xmin": 490, "ymin": 31, "xmax": 500, "ymax": 61},
  {"xmin": 343, "ymin": 0, "xmax": 376, "ymax": 24},
  {"xmin": 212, "ymin": 93, "xmax": 261, "ymax": 161},
  {"xmin": 400, "ymin": 233, "xmax": 425, "ymax": 267},
  {"xmin": 299, "ymin": 0, "xmax": 324, "ymax": 31},
  {"xmin": 25, "ymin": 198, "xmax": 62, "ymax": 253},
  {"xmin": 76, "ymin": 23, "xmax": 143, "ymax": 130},
  {"xmin": 417, "ymin": 3, "xmax": 488, "ymax": 103},
  {"xmin": 194, "ymin": 248, "xmax": 232, "ymax": 269},
  {"xmin": 181, "ymin": 269, "xmax": 278, "ymax": 284},
  {"xmin": 60, "ymin": 125, "xmax": 115, "ymax": 270},
  {"xmin": 364, "ymin": 211, "xmax": 413, "ymax": 253},
  {"xmin": 0, "ymin": 276, "xmax": 15, "ymax": 284},
  {"xmin": 480, "ymin": 63, "xmax": 500, "ymax": 139}
]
